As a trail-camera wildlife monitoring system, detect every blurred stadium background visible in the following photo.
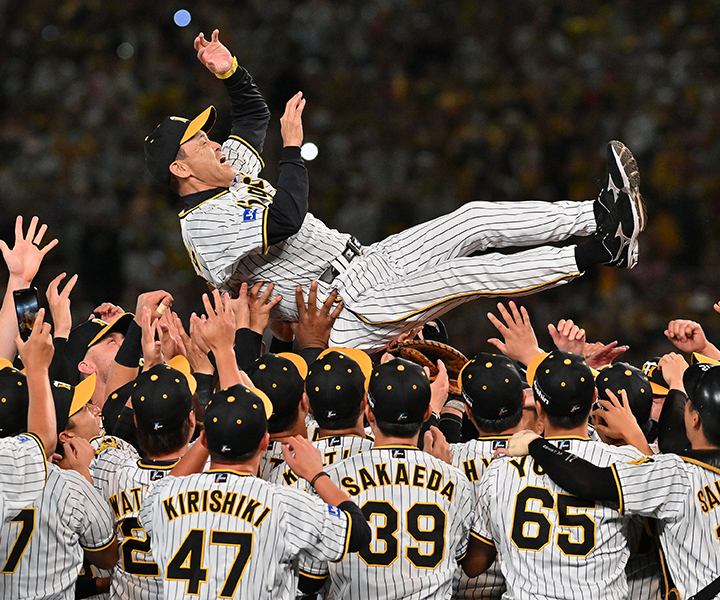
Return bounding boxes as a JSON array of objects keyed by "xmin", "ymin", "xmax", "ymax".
[{"xmin": 2, "ymin": 0, "xmax": 719, "ymax": 363}]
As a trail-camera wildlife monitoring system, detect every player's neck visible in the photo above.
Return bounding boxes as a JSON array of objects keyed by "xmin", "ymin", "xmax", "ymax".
[
  {"xmin": 372, "ymin": 431, "xmax": 419, "ymax": 449},
  {"xmin": 269, "ymin": 421, "xmax": 307, "ymax": 442},
  {"xmin": 209, "ymin": 458, "xmax": 260, "ymax": 476},
  {"xmin": 316, "ymin": 423, "xmax": 366, "ymax": 439},
  {"xmin": 178, "ymin": 178, "xmax": 225, "ymax": 196},
  {"xmin": 476, "ymin": 424, "xmax": 524, "ymax": 438},
  {"xmin": 542, "ymin": 424, "xmax": 590, "ymax": 439},
  {"xmin": 148, "ymin": 444, "xmax": 190, "ymax": 462}
]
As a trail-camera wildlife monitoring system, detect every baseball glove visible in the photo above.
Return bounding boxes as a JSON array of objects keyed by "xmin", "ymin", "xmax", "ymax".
[{"xmin": 386, "ymin": 339, "xmax": 469, "ymax": 395}]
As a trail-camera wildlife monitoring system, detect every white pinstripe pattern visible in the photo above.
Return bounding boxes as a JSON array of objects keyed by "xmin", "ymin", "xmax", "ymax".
[
  {"xmin": 300, "ymin": 446, "xmax": 476, "ymax": 599},
  {"xmin": 0, "ymin": 434, "xmax": 46, "ymax": 523},
  {"xmin": 258, "ymin": 440, "xmax": 289, "ymax": 480},
  {"xmin": 475, "ymin": 438, "xmax": 642, "ymax": 600},
  {"xmin": 0, "ymin": 465, "xmax": 115, "ymax": 600},
  {"xmin": 613, "ymin": 453, "xmax": 720, "ymax": 598},
  {"xmin": 138, "ymin": 470, "xmax": 350, "ymax": 600}
]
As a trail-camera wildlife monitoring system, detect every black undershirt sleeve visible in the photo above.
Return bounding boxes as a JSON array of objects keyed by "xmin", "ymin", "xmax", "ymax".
[
  {"xmin": 224, "ymin": 67, "xmax": 271, "ymax": 153},
  {"xmin": 265, "ymin": 147, "xmax": 308, "ymax": 245},
  {"xmin": 657, "ymin": 389, "xmax": 690, "ymax": 454},
  {"xmin": 438, "ymin": 412, "xmax": 463, "ymax": 443},
  {"xmin": 338, "ymin": 500, "xmax": 372, "ymax": 552},
  {"xmin": 528, "ymin": 438, "xmax": 619, "ymax": 502},
  {"xmin": 233, "ymin": 328, "xmax": 263, "ymax": 371}
]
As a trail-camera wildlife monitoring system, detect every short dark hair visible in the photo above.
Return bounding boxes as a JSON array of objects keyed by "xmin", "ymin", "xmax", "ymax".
[
  {"xmin": 267, "ymin": 405, "xmax": 300, "ymax": 435},
  {"xmin": 689, "ymin": 400, "xmax": 720, "ymax": 446},
  {"xmin": 473, "ymin": 408, "xmax": 523, "ymax": 435},
  {"xmin": 544, "ymin": 407, "xmax": 591, "ymax": 431},
  {"xmin": 136, "ymin": 418, "xmax": 193, "ymax": 458},
  {"xmin": 210, "ymin": 448, "xmax": 259, "ymax": 465},
  {"xmin": 169, "ymin": 145, "xmax": 188, "ymax": 194},
  {"xmin": 374, "ymin": 420, "xmax": 423, "ymax": 439},
  {"xmin": 313, "ymin": 405, "xmax": 363, "ymax": 431}
]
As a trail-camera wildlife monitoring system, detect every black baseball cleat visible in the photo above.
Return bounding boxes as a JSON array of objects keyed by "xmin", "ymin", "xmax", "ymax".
[
  {"xmin": 600, "ymin": 187, "xmax": 643, "ymax": 268},
  {"xmin": 594, "ymin": 141, "xmax": 646, "ymax": 232}
]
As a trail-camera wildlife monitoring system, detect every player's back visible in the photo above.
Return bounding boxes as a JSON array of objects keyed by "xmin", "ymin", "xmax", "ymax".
[
  {"xmin": 476, "ymin": 438, "xmax": 641, "ymax": 600},
  {"xmin": 0, "ymin": 464, "xmax": 115, "ymax": 600},
  {"xmin": 138, "ymin": 469, "xmax": 351, "ymax": 600},
  {"xmin": 451, "ymin": 437, "xmax": 513, "ymax": 600},
  {"xmin": 301, "ymin": 445, "xmax": 475, "ymax": 600},
  {"xmin": 91, "ymin": 440, "xmax": 176, "ymax": 600}
]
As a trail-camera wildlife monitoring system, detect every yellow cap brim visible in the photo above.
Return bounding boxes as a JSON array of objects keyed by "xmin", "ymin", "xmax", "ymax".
[
  {"xmin": 277, "ymin": 352, "xmax": 309, "ymax": 380},
  {"xmin": 693, "ymin": 352, "xmax": 720, "ymax": 366},
  {"xmin": 249, "ymin": 387, "xmax": 274, "ymax": 419},
  {"xmin": 88, "ymin": 313, "xmax": 135, "ymax": 348},
  {"xmin": 166, "ymin": 356, "xmax": 198, "ymax": 396},
  {"xmin": 180, "ymin": 106, "xmax": 217, "ymax": 145},
  {"xmin": 68, "ymin": 373, "xmax": 97, "ymax": 416},
  {"xmin": 318, "ymin": 347, "xmax": 373, "ymax": 390}
]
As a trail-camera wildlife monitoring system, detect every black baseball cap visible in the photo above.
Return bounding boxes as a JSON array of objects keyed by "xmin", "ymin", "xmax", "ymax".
[
  {"xmin": 641, "ymin": 357, "xmax": 670, "ymax": 396},
  {"xmin": 245, "ymin": 353, "xmax": 307, "ymax": 424},
  {"xmin": 0, "ymin": 358, "xmax": 28, "ymax": 438},
  {"xmin": 307, "ymin": 351, "xmax": 367, "ymax": 421},
  {"xmin": 204, "ymin": 384, "xmax": 273, "ymax": 458},
  {"xmin": 131, "ymin": 364, "xmax": 193, "ymax": 433},
  {"xmin": 527, "ymin": 350, "xmax": 596, "ymax": 416},
  {"xmin": 422, "ymin": 319, "xmax": 448, "ymax": 344},
  {"xmin": 145, "ymin": 106, "xmax": 217, "ymax": 184},
  {"xmin": 65, "ymin": 313, "xmax": 134, "ymax": 384},
  {"xmin": 52, "ymin": 373, "xmax": 97, "ymax": 432},
  {"xmin": 367, "ymin": 358, "xmax": 431, "ymax": 424},
  {"xmin": 459, "ymin": 352, "xmax": 524, "ymax": 420},
  {"xmin": 683, "ymin": 362, "xmax": 717, "ymax": 402},
  {"xmin": 595, "ymin": 363, "xmax": 653, "ymax": 425}
]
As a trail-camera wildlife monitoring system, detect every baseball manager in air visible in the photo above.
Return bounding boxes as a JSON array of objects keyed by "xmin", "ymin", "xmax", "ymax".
[{"xmin": 145, "ymin": 29, "xmax": 646, "ymax": 352}]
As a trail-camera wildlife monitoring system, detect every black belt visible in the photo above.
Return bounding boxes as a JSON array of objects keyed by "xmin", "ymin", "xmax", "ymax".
[{"xmin": 319, "ymin": 237, "xmax": 362, "ymax": 284}]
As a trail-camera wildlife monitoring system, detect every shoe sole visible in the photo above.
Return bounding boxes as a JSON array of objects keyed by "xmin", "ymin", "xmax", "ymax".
[
  {"xmin": 609, "ymin": 140, "xmax": 647, "ymax": 232},
  {"xmin": 612, "ymin": 189, "xmax": 642, "ymax": 268}
]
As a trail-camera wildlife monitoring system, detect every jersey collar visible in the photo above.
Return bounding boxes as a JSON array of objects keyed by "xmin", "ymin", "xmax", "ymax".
[{"xmin": 181, "ymin": 186, "xmax": 228, "ymax": 212}]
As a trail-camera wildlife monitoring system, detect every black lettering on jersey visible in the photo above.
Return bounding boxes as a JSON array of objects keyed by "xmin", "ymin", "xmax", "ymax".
[
  {"xmin": 222, "ymin": 492, "xmax": 238, "ymax": 515},
  {"xmin": 254, "ymin": 507, "xmax": 272, "ymax": 527},
  {"xmin": 394, "ymin": 462, "xmax": 410, "ymax": 485},
  {"xmin": 234, "ymin": 495, "xmax": 248, "ymax": 517},
  {"xmin": 427, "ymin": 469, "xmax": 443, "ymax": 491},
  {"xmin": 215, "ymin": 473, "xmax": 229, "ymax": 483},
  {"xmin": 492, "ymin": 440, "xmax": 508, "ymax": 450},
  {"xmin": 177, "ymin": 493, "xmax": 187, "ymax": 516},
  {"xmin": 392, "ymin": 449, "xmax": 406, "ymax": 459},
  {"xmin": 241, "ymin": 499, "xmax": 262, "ymax": 523},
  {"xmin": 375, "ymin": 463, "xmax": 391, "ymax": 486},
  {"xmin": 209, "ymin": 490, "xmax": 223, "ymax": 513},
  {"xmin": 108, "ymin": 495, "xmax": 121, "ymax": 519},
  {"xmin": 130, "ymin": 487, "xmax": 143, "ymax": 508},
  {"xmin": 120, "ymin": 490, "xmax": 134, "ymax": 516},
  {"xmin": 283, "ymin": 469, "xmax": 299, "ymax": 485},
  {"xmin": 324, "ymin": 450, "xmax": 338, "ymax": 465},
  {"xmin": 532, "ymin": 461, "xmax": 546, "ymax": 476},
  {"xmin": 187, "ymin": 491, "xmax": 200, "ymax": 514},
  {"xmin": 412, "ymin": 465, "xmax": 427, "ymax": 488},
  {"xmin": 480, "ymin": 457, "xmax": 491, "ymax": 468},
  {"xmin": 269, "ymin": 457, "xmax": 285, "ymax": 469},
  {"xmin": 328, "ymin": 436, "xmax": 342, "ymax": 447},
  {"xmin": 698, "ymin": 490, "xmax": 709, "ymax": 513},
  {"xmin": 359, "ymin": 467, "xmax": 378, "ymax": 490},
  {"xmin": 201, "ymin": 490, "xmax": 209, "ymax": 512},
  {"xmin": 462, "ymin": 460, "xmax": 479, "ymax": 482},
  {"xmin": 439, "ymin": 481, "xmax": 455, "ymax": 503},
  {"xmin": 705, "ymin": 485, "xmax": 720, "ymax": 511},
  {"xmin": 342, "ymin": 449, "xmax": 352, "ymax": 460},
  {"xmin": 341, "ymin": 476, "xmax": 361, "ymax": 496},
  {"xmin": 163, "ymin": 497, "xmax": 179, "ymax": 522},
  {"xmin": 509, "ymin": 456, "xmax": 528, "ymax": 478}
]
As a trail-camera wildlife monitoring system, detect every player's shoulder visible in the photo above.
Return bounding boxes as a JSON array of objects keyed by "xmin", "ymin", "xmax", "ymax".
[{"xmin": 451, "ymin": 436, "xmax": 511, "ymax": 463}]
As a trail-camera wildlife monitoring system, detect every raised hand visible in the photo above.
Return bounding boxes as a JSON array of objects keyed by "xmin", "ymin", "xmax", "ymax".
[
  {"xmin": 140, "ymin": 307, "xmax": 162, "ymax": 371},
  {"xmin": 93, "ymin": 302, "xmax": 125, "ymax": 324},
  {"xmin": 280, "ymin": 92, "xmax": 305, "ymax": 148},
  {"xmin": 15, "ymin": 308, "xmax": 54, "ymax": 372},
  {"xmin": 548, "ymin": 319, "xmax": 586, "ymax": 355},
  {"xmin": 46, "ymin": 273, "xmax": 78, "ymax": 339},
  {"xmin": 158, "ymin": 310, "xmax": 187, "ymax": 361},
  {"xmin": 194, "ymin": 290, "xmax": 237, "ymax": 354},
  {"xmin": 664, "ymin": 319, "xmax": 719, "ymax": 357},
  {"xmin": 292, "ymin": 281, "xmax": 343, "ymax": 349},
  {"xmin": 0, "ymin": 215, "xmax": 58, "ymax": 285},
  {"xmin": 194, "ymin": 29, "xmax": 233, "ymax": 75},
  {"xmin": 583, "ymin": 340, "xmax": 629, "ymax": 370},
  {"xmin": 487, "ymin": 301, "xmax": 542, "ymax": 366},
  {"xmin": 247, "ymin": 282, "xmax": 283, "ymax": 335},
  {"xmin": 134, "ymin": 290, "xmax": 173, "ymax": 327}
]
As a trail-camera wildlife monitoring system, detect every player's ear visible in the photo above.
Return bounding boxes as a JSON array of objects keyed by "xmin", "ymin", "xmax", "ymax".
[
  {"xmin": 422, "ymin": 404, "xmax": 433, "ymax": 422},
  {"xmin": 300, "ymin": 392, "xmax": 310, "ymax": 415},
  {"xmin": 259, "ymin": 431, "xmax": 269, "ymax": 453},
  {"xmin": 169, "ymin": 160, "xmax": 192, "ymax": 180},
  {"xmin": 198, "ymin": 430, "xmax": 208, "ymax": 449},
  {"xmin": 364, "ymin": 404, "xmax": 375, "ymax": 425},
  {"xmin": 78, "ymin": 360, "xmax": 96, "ymax": 376}
]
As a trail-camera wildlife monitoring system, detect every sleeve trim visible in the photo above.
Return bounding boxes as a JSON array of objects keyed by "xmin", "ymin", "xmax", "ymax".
[
  {"xmin": 333, "ymin": 509, "xmax": 352, "ymax": 562},
  {"xmin": 469, "ymin": 530, "xmax": 494, "ymax": 546},
  {"xmin": 81, "ymin": 534, "xmax": 116, "ymax": 552},
  {"xmin": 261, "ymin": 204, "xmax": 270, "ymax": 255},
  {"xmin": 215, "ymin": 56, "xmax": 239, "ymax": 79},
  {"xmin": 23, "ymin": 433, "xmax": 48, "ymax": 481},
  {"xmin": 610, "ymin": 464, "xmax": 624, "ymax": 515},
  {"xmin": 227, "ymin": 135, "xmax": 265, "ymax": 169}
]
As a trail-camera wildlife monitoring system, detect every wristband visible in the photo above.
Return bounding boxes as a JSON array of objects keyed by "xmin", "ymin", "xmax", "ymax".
[
  {"xmin": 444, "ymin": 400, "xmax": 466, "ymax": 412},
  {"xmin": 309, "ymin": 471, "xmax": 330, "ymax": 489},
  {"xmin": 215, "ymin": 56, "xmax": 239, "ymax": 79}
]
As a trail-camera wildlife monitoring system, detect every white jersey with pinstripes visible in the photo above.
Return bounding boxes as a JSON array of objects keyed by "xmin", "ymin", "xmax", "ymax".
[
  {"xmin": 90, "ymin": 437, "xmax": 175, "ymax": 600},
  {"xmin": 267, "ymin": 434, "xmax": 375, "ymax": 489},
  {"xmin": 474, "ymin": 438, "xmax": 643, "ymax": 600},
  {"xmin": 299, "ymin": 445, "xmax": 475, "ymax": 599},
  {"xmin": 258, "ymin": 439, "xmax": 288, "ymax": 480},
  {"xmin": 0, "ymin": 464, "xmax": 115, "ymax": 600},
  {"xmin": 611, "ymin": 452, "xmax": 720, "ymax": 598},
  {"xmin": 137, "ymin": 469, "xmax": 351, "ymax": 600},
  {"xmin": 0, "ymin": 433, "xmax": 47, "ymax": 523},
  {"xmin": 450, "ymin": 436, "xmax": 514, "ymax": 600}
]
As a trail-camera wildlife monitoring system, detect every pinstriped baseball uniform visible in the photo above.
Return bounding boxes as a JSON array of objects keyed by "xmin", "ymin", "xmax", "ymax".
[
  {"xmin": 474, "ymin": 437, "xmax": 643, "ymax": 599},
  {"xmin": 611, "ymin": 453, "xmax": 720, "ymax": 598},
  {"xmin": 258, "ymin": 440, "xmax": 289, "ymax": 480},
  {"xmin": 0, "ymin": 464, "xmax": 115, "ymax": 600},
  {"xmin": 178, "ymin": 66, "xmax": 598, "ymax": 352},
  {"xmin": 138, "ymin": 469, "xmax": 351, "ymax": 599},
  {"xmin": 90, "ymin": 438, "xmax": 175, "ymax": 600},
  {"xmin": 0, "ymin": 434, "xmax": 47, "ymax": 523},
  {"xmin": 450, "ymin": 436, "xmax": 513, "ymax": 600},
  {"xmin": 299, "ymin": 445, "xmax": 475, "ymax": 599},
  {"xmin": 267, "ymin": 434, "xmax": 374, "ymax": 489}
]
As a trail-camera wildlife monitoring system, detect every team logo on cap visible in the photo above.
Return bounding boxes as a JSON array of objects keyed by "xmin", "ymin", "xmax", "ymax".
[
  {"xmin": 221, "ymin": 445, "xmax": 231, "ymax": 453},
  {"xmin": 397, "ymin": 412, "xmax": 408, "ymax": 422},
  {"xmin": 154, "ymin": 422, "xmax": 163, "ymax": 430},
  {"xmin": 327, "ymin": 410, "xmax": 337, "ymax": 418}
]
